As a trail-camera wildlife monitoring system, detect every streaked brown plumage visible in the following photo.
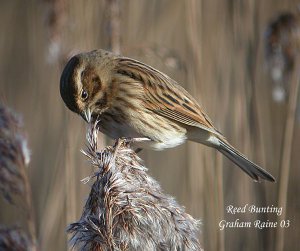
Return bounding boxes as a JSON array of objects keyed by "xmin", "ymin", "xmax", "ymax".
[{"xmin": 60, "ymin": 49, "xmax": 275, "ymax": 182}]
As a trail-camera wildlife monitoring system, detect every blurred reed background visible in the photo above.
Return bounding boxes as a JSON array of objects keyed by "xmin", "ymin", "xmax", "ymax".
[{"xmin": 0, "ymin": 0, "xmax": 299, "ymax": 250}]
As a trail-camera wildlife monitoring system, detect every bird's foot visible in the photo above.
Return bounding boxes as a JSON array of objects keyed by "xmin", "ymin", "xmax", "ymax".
[
  {"xmin": 134, "ymin": 148, "xmax": 143, "ymax": 153},
  {"xmin": 114, "ymin": 137, "xmax": 150, "ymax": 151},
  {"xmin": 117, "ymin": 137, "xmax": 151, "ymax": 144}
]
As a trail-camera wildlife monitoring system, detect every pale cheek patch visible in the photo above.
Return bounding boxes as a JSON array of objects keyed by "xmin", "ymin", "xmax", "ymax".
[
  {"xmin": 75, "ymin": 65, "xmax": 85, "ymax": 92},
  {"xmin": 74, "ymin": 64, "xmax": 86, "ymax": 111}
]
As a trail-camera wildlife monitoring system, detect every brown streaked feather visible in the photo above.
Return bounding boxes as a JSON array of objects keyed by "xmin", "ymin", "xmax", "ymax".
[{"xmin": 116, "ymin": 57, "xmax": 222, "ymax": 136}]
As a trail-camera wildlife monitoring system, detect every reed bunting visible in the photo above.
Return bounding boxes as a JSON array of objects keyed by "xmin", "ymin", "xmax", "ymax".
[{"xmin": 60, "ymin": 49, "xmax": 275, "ymax": 182}]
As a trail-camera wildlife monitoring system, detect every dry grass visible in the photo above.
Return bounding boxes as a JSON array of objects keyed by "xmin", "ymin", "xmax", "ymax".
[
  {"xmin": 265, "ymin": 10, "xmax": 300, "ymax": 251},
  {"xmin": 67, "ymin": 124, "xmax": 202, "ymax": 251},
  {"xmin": 0, "ymin": 226, "xmax": 32, "ymax": 251},
  {"xmin": 0, "ymin": 105, "xmax": 36, "ymax": 250}
]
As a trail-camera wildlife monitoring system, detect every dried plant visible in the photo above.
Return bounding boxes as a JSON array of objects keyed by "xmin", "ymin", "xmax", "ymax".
[
  {"xmin": 67, "ymin": 123, "xmax": 202, "ymax": 251},
  {"xmin": 106, "ymin": 0, "xmax": 121, "ymax": 54},
  {"xmin": 0, "ymin": 105, "xmax": 30, "ymax": 203},
  {"xmin": 265, "ymin": 10, "xmax": 300, "ymax": 251},
  {"xmin": 0, "ymin": 226, "xmax": 33, "ymax": 251},
  {"xmin": 265, "ymin": 11, "xmax": 300, "ymax": 101},
  {"xmin": 0, "ymin": 104, "xmax": 36, "ymax": 250},
  {"xmin": 44, "ymin": 0, "xmax": 67, "ymax": 63}
]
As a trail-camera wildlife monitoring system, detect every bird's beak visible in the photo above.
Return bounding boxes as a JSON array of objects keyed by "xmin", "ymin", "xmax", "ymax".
[{"xmin": 83, "ymin": 107, "xmax": 92, "ymax": 123}]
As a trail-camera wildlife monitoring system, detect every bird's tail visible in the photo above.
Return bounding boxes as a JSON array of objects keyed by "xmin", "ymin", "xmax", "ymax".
[{"xmin": 216, "ymin": 139, "xmax": 275, "ymax": 182}]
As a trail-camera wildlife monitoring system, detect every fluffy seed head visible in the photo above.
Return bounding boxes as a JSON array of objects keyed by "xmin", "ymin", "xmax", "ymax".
[
  {"xmin": 0, "ymin": 226, "xmax": 33, "ymax": 251},
  {"xmin": 67, "ymin": 124, "xmax": 202, "ymax": 251},
  {"xmin": 0, "ymin": 105, "xmax": 30, "ymax": 203},
  {"xmin": 265, "ymin": 12, "xmax": 300, "ymax": 82}
]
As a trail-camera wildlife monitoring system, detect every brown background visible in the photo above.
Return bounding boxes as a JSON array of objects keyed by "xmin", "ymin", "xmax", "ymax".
[{"xmin": 0, "ymin": 0, "xmax": 299, "ymax": 250}]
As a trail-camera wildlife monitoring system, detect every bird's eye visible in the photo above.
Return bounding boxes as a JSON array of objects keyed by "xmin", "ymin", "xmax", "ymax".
[{"xmin": 81, "ymin": 90, "xmax": 88, "ymax": 100}]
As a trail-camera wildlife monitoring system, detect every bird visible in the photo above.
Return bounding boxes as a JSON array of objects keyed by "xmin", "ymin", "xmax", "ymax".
[{"xmin": 60, "ymin": 49, "xmax": 275, "ymax": 182}]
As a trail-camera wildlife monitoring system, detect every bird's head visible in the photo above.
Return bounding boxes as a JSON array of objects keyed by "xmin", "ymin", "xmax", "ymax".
[{"xmin": 60, "ymin": 49, "xmax": 117, "ymax": 122}]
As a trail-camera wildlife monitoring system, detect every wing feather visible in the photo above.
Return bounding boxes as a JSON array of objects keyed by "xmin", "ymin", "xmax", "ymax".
[{"xmin": 116, "ymin": 57, "xmax": 222, "ymax": 136}]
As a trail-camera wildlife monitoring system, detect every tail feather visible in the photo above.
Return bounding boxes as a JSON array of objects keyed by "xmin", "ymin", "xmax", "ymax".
[{"xmin": 217, "ymin": 139, "xmax": 275, "ymax": 182}]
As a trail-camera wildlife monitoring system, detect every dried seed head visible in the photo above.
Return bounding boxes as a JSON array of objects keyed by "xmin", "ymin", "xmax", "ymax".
[
  {"xmin": 67, "ymin": 123, "xmax": 203, "ymax": 251},
  {"xmin": 0, "ymin": 105, "xmax": 30, "ymax": 203},
  {"xmin": 265, "ymin": 12, "xmax": 300, "ymax": 80},
  {"xmin": 0, "ymin": 226, "xmax": 32, "ymax": 251},
  {"xmin": 265, "ymin": 11, "xmax": 300, "ymax": 102}
]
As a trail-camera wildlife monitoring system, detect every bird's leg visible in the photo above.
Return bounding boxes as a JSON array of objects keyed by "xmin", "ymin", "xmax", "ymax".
[
  {"xmin": 135, "ymin": 148, "xmax": 143, "ymax": 153},
  {"xmin": 114, "ymin": 137, "xmax": 151, "ymax": 154},
  {"xmin": 129, "ymin": 138, "xmax": 151, "ymax": 153},
  {"xmin": 115, "ymin": 137, "xmax": 151, "ymax": 147},
  {"xmin": 118, "ymin": 137, "xmax": 150, "ymax": 153}
]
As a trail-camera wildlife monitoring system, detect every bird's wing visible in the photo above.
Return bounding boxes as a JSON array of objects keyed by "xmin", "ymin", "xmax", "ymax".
[{"xmin": 116, "ymin": 57, "xmax": 222, "ymax": 136}]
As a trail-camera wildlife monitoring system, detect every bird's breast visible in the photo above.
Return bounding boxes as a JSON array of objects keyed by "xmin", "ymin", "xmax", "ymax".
[{"xmin": 97, "ymin": 109, "xmax": 187, "ymax": 150}]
